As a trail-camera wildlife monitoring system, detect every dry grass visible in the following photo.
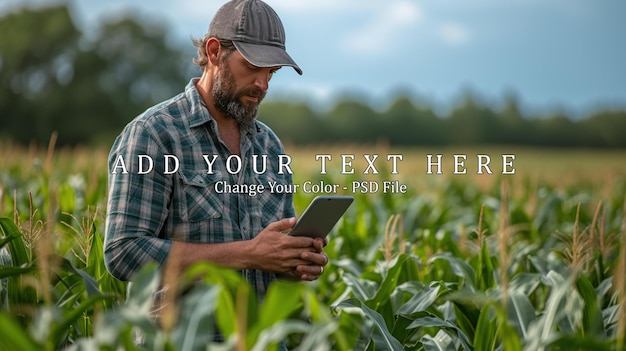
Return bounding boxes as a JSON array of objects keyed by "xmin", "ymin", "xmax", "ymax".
[
  {"xmin": 62, "ymin": 207, "xmax": 99, "ymax": 266},
  {"xmin": 498, "ymin": 179, "xmax": 511, "ymax": 308},
  {"xmin": 615, "ymin": 199, "xmax": 626, "ymax": 350},
  {"xmin": 2, "ymin": 140, "xmax": 625, "ymax": 193},
  {"xmin": 382, "ymin": 214, "xmax": 405, "ymax": 264},
  {"xmin": 558, "ymin": 204, "xmax": 592, "ymax": 272},
  {"xmin": 284, "ymin": 145, "xmax": 626, "ymax": 197}
]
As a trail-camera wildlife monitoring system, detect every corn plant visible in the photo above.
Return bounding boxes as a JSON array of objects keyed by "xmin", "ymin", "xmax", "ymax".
[{"xmin": 0, "ymin": 143, "xmax": 625, "ymax": 350}]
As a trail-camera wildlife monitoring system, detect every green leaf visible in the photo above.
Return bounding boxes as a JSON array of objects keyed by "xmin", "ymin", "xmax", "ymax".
[
  {"xmin": 575, "ymin": 274, "xmax": 604, "ymax": 336},
  {"xmin": 428, "ymin": 253, "xmax": 476, "ymax": 289},
  {"xmin": 170, "ymin": 284, "xmax": 221, "ymax": 351},
  {"xmin": 335, "ymin": 298, "xmax": 404, "ymax": 351},
  {"xmin": 333, "ymin": 257, "xmax": 365, "ymax": 277},
  {"xmin": 495, "ymin": 305, "xmax": 523, "ymax": 351},
  {"xmin": 49, "ymin": 294, "xmax": 115, "ymax": 346},
  {"xmin": 184, "ymin": 263, "xmax": 253, "ymax": 340},
  {"xmin": 367, "ymin": 254, "xmax": 414, "ymax": 311},
  {"xmin": 0, "ymin": 265, "xmax": 37, "ymax": 278},
  {"xmin": 421, "ymin": 329, "xmax": 457, "ymax": 351},
  {"xmin": 249, "ymin": 281, "xmax": 305, "ymax": 346},
  {"xmin": 546, "ymin": 334, "xmax": 612, "ymax": 351},
  {"xmin": 507, "ymin": 291, "xmax": 536, "ymax": 339},
  {"xmin": 56, "ymin": 255, "xmax": 104, "ymax": 297},
  {"xmin": 526, "ymin": 270, "xmax": 584, "ymax": 350},
  {"xmin": 443, "ymin": 288, "xmax": 492, "ymax": 344},
  {"xmin": 126, "ymin": 262, "xmax": 161, "ymax": 313},
  {"xmin": 251, "ymin": 320, "xmax": 337, "ymax": 351},
  {"xmin": 0, "ymin": 217, "xmax": 37, "ymax": 314},
  {"xmin": 0, "ymin": 217, "xmax": 30, "ymax": 266},
  {"xmin": 0, "ymin": 312, "xmax": 42, "ymax": 350},
  {"xmin": 508, "ymin": 272, "xmax": 542, "ymax": 297},
  {"xmin": 342, "ymin": 272, "xmax": 377, "ymax": 300},
  {"xmin": 397, "ymin": 281, "xmax": 442, "ymax": 315},
  {"xmin": 407, "ymin": 314, "xmax": 473, "ymax": 351},
  {"xmin": 475, "ymin": 241, "xmax": 496, "ymax": 290},
  {"xmin": 474, "ymin": 303, "xmax": 497, "ymax": 351},
  {"xmin": 0, "ymin": 234, "xmax": 18, "ymax": 250},
  {"xmin": 390, "ymin": 314, "xmax": 421, "ymax": 345}
]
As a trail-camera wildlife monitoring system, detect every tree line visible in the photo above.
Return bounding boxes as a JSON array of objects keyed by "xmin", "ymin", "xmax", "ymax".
[
  {"xmin": 259, "ymin": 96, "xmax": 626, "ymax": 148},
  {"xmin": 1, "ymin": 4, "xmax": 625, "ymax": 148}
]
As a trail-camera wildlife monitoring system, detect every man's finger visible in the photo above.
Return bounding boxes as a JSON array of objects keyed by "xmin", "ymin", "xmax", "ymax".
[
  {"xmin": 265, "ymin": 217, "xmax": 296, "ymax": 232},
  {"xmin": 300, "ymin": 251, "xmax": 328, "ymax": 265},
  {"xmin": 312, "ymin": 238, "xmax": 325, "ymax": 252}
]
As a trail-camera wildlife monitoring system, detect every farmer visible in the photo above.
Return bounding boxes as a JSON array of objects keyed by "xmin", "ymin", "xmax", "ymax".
[{"xmin": 104, "ymin": 0, "xmax": 327, "ymax": 307}]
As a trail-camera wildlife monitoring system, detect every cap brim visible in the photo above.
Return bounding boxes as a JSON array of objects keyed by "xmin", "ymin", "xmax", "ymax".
[{"xmin": 233, "ymin": 41, "xmax": 302, "ymax": 75}]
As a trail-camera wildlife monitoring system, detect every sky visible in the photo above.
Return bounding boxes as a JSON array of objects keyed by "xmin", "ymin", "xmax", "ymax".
[{"xmin": 3, "ymin": 0, "xmax": 626, "ymax": 116}]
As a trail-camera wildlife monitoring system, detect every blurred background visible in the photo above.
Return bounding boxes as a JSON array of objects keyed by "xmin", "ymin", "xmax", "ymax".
[{"xmin": 0, "ymin": 0, "xmax": 625, "ymax": 147}]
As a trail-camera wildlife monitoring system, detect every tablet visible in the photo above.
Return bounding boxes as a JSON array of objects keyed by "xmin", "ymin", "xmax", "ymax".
[{"xmin": 288, "ymin": 195, "xmax": 354, "ymax": 239}]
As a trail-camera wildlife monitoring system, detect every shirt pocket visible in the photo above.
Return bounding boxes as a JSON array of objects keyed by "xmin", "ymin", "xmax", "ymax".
[
  {"xmin": 252, "ymin": 174, "xmax": 289, "ymax": 226},
  {"xmin": 179, "ymin": 170, "xmax": 223, "ymax": 222}
]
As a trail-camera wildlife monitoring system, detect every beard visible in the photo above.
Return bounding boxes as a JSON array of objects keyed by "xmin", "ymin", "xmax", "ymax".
[{"xmin": 211, "ymin": 62, "xmax": 266, "ymax": 126}]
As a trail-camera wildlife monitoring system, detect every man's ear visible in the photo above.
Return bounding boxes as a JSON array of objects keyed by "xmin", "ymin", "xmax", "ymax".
[{"xmin": 206, "ymin": 38, "xmax": 221, "ymax": 66}]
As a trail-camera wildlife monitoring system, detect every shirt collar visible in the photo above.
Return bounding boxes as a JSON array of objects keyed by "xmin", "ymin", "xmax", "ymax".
[
  {"xmin": 184, "ymin": 77, "xmax": 260, "ymax": 136},
  {"xmin": 185, "ymin": 78, "xmax": 213, "ymax": 128}
]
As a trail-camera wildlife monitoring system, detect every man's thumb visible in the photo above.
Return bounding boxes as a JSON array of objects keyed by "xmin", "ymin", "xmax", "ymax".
[{"xmin": 269, "ymin": 217, "xmax": 296, "ymax": 232}]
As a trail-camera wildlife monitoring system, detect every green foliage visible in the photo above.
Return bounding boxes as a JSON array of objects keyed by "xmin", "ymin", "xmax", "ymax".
[
  {"xmin": 0, "ymin": 4, "xmax": 189, "ymax": 146},
  {"xmin": 1, "ymin": 148, "xmax": 625, "ymax": 349},
  {"xmin": 265, "ymin": 94, "xmax": 626, "ymax": 148}
]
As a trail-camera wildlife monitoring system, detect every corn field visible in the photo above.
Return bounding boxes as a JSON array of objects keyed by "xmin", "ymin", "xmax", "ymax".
[{"xmin": 1, "ymin": 140, "xmax": 625, "ymax": 350}]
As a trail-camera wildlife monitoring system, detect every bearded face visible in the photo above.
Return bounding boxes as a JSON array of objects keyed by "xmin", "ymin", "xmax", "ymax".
[{"xmin": 211, "ymin": 58, "xmax": 266, "ymax": 126}]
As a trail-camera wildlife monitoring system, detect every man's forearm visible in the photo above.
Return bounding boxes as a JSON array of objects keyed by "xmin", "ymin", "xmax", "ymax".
[
  {"xmin": 168, "ymin": 239, "xmax": 255, "ymax": 272},
  {"xmin": 163, "ymin": 218, "xmax": 326, "ymax": 279}
]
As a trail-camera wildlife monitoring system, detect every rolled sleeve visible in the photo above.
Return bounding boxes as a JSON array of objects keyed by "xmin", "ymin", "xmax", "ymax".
[{"xmin": 104, "ymin": 120, "xmax": 173, "ymax": 281}]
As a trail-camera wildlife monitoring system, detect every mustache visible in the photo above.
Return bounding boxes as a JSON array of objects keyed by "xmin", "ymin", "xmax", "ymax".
[{"xmin": 239, "ymin": 87, "xmax": 266, "ymax": 100}]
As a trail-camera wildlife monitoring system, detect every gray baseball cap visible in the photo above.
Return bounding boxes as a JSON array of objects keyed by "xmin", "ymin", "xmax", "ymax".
[{"xmin": 209, "ymin": 0, "xmax": 302, "ymax": 75}]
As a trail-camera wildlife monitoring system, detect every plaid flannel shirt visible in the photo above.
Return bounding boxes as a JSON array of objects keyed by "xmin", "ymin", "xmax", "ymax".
[{"xmin": 105, "ymin": 78, "xmax": 295, "ymax": 298}]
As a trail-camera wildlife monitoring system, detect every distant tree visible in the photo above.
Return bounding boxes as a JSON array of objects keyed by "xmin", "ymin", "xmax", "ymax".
[
  {"xmin": 0, "ymin": 4, "xmax": 188, "ymax": 146},
  {"xmin": 382, "ymin": 96, "xmax": 445, "ymax": 146},
  {"xmin": 446, "ymin": 93, "xmax": 499, "ymax": 145},
  {"xmin": 258, "ymin": 102, "xmax": 322, "ymax": 144},
  {"xmin": 0, "ymin": 5, "xmax": 81, "ymax": 144},
  {"xmin": 579, "ymin": 110, "xmax": 626, "ymax": 148},
  {"xmin": 325, "ymin": 99, "xmax": 380, "ymax": 143},
  {"xmin": 495, "ymin": 94, "xmax": 532, "ymax": 145},
  {"xmin": 90, "ymin": 17, "xmax": 189, "ymax": 128},
  {"xmin": 533, "ymin": 114, "xmax": 580, "ymax": 147}
]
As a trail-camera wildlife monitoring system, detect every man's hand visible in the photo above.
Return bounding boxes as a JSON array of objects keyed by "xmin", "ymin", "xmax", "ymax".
[
  {"xmin": 295, "ymin": 238, "xmax": 328, "ymax": 281},
  {"xmin": 250, "ymin": 218, "xmax": 328, "ymax": 281}
]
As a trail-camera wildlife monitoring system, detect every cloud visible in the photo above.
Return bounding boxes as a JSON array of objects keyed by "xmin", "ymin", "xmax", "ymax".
[
  {"xmin": 438, "ymin": 23, "xmax": 470, "ymax": 46},
  {"xmin": 272, "ymin": 82, "xmax": 335, "ymax": 102},
  {"xmin": 269, "ymin": 0, "xmax": 366, "ymax": 14},
  {"xmin": 177, "ymin": 0, "xmax": 221, "ymax": 20},
  {"xmin": 175, "ymin": 0, "xmax": 367, "ymax": 17},
  {"xmin": 343, "ymin": 1, "xmax": 423, "ymax": 54}
]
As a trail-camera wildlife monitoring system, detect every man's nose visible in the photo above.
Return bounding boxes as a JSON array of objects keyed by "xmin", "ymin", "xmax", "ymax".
[{"xmin": 253, "ymin": 69, "xmax": 271, "ymax": 91}]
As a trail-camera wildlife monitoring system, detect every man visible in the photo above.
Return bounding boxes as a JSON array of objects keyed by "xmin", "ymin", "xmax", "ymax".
[{"xmin": 104, "ymin": 0, "xmax": 327, "ymax": 304}]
